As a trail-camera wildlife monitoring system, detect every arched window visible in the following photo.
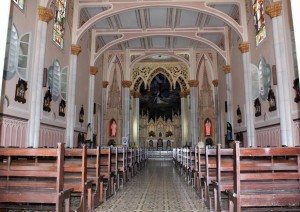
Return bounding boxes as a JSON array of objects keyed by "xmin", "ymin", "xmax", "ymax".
[
  {"xmin": 53, "ymin": 0, "xmax": 67, "ymax": 48},
  {"xmin": 253, "ymin": 0, "xmax": 266, "ymax": 46},
  {"xmin": 13, "ymin": 0, "xmax": 25, "ymax": 10},
  {"xmin": 4, "ymin": 24, "xmax": 31, "ymax": 81},
  {"xmin": 60, "ymin": 66, "xmax": 68, "ymax": 101},
  {"xmin": 17, "ymin": 33, "xmax": 31, "ymax": 81},
  {"xmin": 48, "ymin": 59, "xmax": 61, "ymax": 101}
]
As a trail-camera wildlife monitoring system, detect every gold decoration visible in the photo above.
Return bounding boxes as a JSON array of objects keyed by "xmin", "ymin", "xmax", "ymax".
[
  {"xmin": 223, "ymin": 65, "xmax": 231, "ymax": 74},
  {"xmin": 179, "ymin": 91, "xmax": 188, "ymax": 98},
  {"xmin": 102, "ymin": 81, "xmax": 109, "ymax": 88},
  {"xmin": 185, "ymin": 89, "xmax": 190, "ymax": 96},
  {"xmin": 238, "ymin": 42, "xmax": 250, "ymax": 53},
  {"xmin": 38, "ymin": 6, "xmax": 54, "ymax": 23},
  {"xmin": 188, "ymin": 80, "xmax": 199, "ymax": 87},
  {"xmin": 212, "ymin": 80, "xmax": 219, "ymax": 87},
  {"xmin": 266, "ymin": 1, "xmax": 282, "ymax": 19},
  {"xmin": 90, "ymin": 66, "xmax": 98, "ymax": 75},
  {"xmin": 71, "ymin": 44, "xmax": 81, "ymax": 55},
  {"xmin": 121, "ymin": 80, "xmax": 132, "ymax": 88},
  {"xmin": 134, "ymin": 91, "xmax": 141, "ymax": 98}
]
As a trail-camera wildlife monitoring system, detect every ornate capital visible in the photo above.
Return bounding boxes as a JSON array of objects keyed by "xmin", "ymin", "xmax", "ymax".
[
  {"xmin": 71, "ymin": 44, "xmax": 81, "ymax": 55},
  {"xmin": 266, "ymin": 1, "xmax": 282, "ymax": 18},
  {"xmin": 223, "ymin": 65, "xmax": 231, "ymax": 74},
  {"xmin": 188, "ymin": 80, "xmax": 199, "ymax": 87},
  {"xmin": 132, "ymin": 91, "xmax": 141, "ymax": 98},
  {"xmin": 185, "ymin": 89, "xmax": 190, "ymax": 96},
  {"xmin": 179, "ymin": 91, "xmax": 187, "ymax": 98},
  {"xmin": 121, "ymin": 80, "xmax": 132, "ymax": 88},
  {"xmin": 38, "ymin": 6, "xmax": 54, "ymax": 23},
  {"xmin": 238, "ymin": 42, "xmax": 250, "ymax": 53},
  {"xmin": 90, "ymin": 66, "xmax": 98, "ymax": 75},
  {"xmin": 212, "ymin": 80, "xmax": 219, "ymax": 87},
  {"xmin": 102, "ymin": 81, "xmax": 109, "ymax": 88}
]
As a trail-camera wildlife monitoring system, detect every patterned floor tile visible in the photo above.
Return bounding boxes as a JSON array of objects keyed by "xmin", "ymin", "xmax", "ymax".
[{"xmin": 94, "ymin": 160, "xmax": 209, "ymax": 212}]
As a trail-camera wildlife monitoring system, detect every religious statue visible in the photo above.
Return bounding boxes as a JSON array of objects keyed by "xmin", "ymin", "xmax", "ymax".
[
  {"xmin": 204, "ymin": 119, "xmax": 212, "ymax": 136},
  {"xmin": 110, "ymin": 120, "xmax": 117, "ymax": 137}
]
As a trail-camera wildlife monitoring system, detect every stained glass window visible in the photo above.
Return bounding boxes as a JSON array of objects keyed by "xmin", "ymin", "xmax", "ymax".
[
  {"xmin": 253, "ymin": 0, "xmax": 266, "ymax": 46},
  {"xmin": 13, "ymin": 0, "xmax": 25, "ymax": 10},
  {"xmin": 53, "ymin": 0, "xmax": 67, "ymax": 48}
]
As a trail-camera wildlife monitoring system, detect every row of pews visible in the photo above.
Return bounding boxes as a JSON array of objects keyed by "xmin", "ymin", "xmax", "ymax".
[
  {"xmin": 0, "ymin": 143, "xmax": 148, "ymax": 212},
  {"xmin": 173, "ymin": 142, "xmax": 300, "ymax": 212}
]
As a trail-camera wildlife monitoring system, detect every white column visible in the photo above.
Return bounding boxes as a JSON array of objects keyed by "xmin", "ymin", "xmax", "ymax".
[
  {"xmin": 212, "ymin": 80, "xmax": 221, "ymax": 144},
  {"xmin": 28, "ymin": 7, "xmax": 53, "ymax": 147},
  {"xmin": 291, "ymin": 0, "xmax": 300, "ymax": 81},
  {"xmin": 188, "ymin": 80, "xmax": 199, "ymax": 146},
  {"xmin": 239, "ymin": 42, "xmax": 256, "ymax": 147},
  {"xmin": 0, "ymin": 0, "xmax": 11, "ymax": 102},
  {"xmin": 100, "ymin": 81, "xmax": 108, "ymax": 146},
  {"xmin": 180, "ymin": 91, "xmax": 188, "ymax": 146},
  {"xmin": 132, "ymin": 91, "xmax": 140, "ymax": 147},
  {"xmin": 87, "ymin": 66, "xmax": 97, "ymax": 141},
  {"xmin": 224, "ymin": 66, "xmax": 234, "ymax": 128},
  {"xmin": 266, "ymin": 2, "xmax": 294, "ymax": 146},
  {"xmin": 65, "ymin": 44, "xmax": 81, "ymax": 147},
  {"xmin": 122, "ymin": 81, "xmax": 132, "ymax": 141}
]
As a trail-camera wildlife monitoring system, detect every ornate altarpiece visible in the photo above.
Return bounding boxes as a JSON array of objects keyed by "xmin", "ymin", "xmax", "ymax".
[
  {"xmin": 199, "ymin": 65, "xmax": 216, "ymax": 144},
  {"xmin": 104, "ymin": 68, "xmax": 122, "ymax": 146}
]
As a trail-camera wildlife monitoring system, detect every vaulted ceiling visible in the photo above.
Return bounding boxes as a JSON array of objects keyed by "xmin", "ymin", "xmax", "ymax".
[{"xmin": 74, "ymin": 0, "xmax": 246, "ymax": 63}]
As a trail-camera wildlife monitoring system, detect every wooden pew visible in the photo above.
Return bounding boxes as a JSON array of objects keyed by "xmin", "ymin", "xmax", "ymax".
[
  {"xmin": 111, "ymin": 147, "xmax": 119, "ymax": 192},
  {"xmin": 196, "ymin": 147, "xmax": 206, "ymax": 199},
  {"xmin": 212, "ymin": 144, "xmax": 233, "ymax": 212},
  {"xmin": 228, "ymin": 142, "xmax": 300, "ymax": 212},
  {"xmin": 127, "ymin": 148, "xmax": 133, "ymax": 179},
  {"xmin": 117, "ymin": 147, "xmax": 127, "ymax": 187},
  {"xmin": 0, "ymin": 143, "xmax": 72, "ymax": 211},
  {"xmin": 100, "ymin": 147, "xmax": 114, "ymax": 199},
  {"xmin": 204, "ymin": 146, "xmax": 217, "ymax": 208},
  {"xmin": 86, "ymin": 146, "xmax": 104, "ymax": 208},
  {"xmin": 64, "ymin": 146, "xmax": 93, "ymax": 212}
]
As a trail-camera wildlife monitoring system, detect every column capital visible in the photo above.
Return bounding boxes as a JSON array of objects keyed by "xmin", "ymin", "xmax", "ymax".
[
  {"xmin": 223, "ymin": 65, "xmax": 231, "ymax": 74},
  {"xmin": 71, "ymin": 44, "xmax": 81, "ymax": 55},
  {"xmin": 212, "ymin": 80, "xmax": 219, "ymax": 87},
  {"xmin": 102, "ymin": 81, "xmax": 109, "ymax": 88},
  {"xmin": 266, "ymin": 1, "xmax": 282, "ymax": 19},
  {"xmin": 90, "ymin": 66, "xmax": 98, "ymax": 75},
  {"xmin": 38, "ymin": 6, "xmax": 54, "ymax": 23},
  {"xmin": 131, "ymin": 90, "xmax": 141, "ymax": 98},
  {"xmin": 238, "ymin": 42, "xmax": 250, "ymax": 53},
  {"xmin": 122, "ymin": 80, "xmax": 132, "ymax": 88},
  {"xmin": 179, "ymin": 91, "xmax": 188, "ymax": 98},
  {"xmin": 188, "ymin": 80, "xmax": 199, "ymax": 87},
  {"xmin": 185, "ymin": 89, "xmax": 190, "ymax": 96}
]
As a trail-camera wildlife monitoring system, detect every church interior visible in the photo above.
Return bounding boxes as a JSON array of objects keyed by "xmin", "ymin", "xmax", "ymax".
[{"xmin": 0, "ymin": 0, "xmax": 300, "ymax": 211}]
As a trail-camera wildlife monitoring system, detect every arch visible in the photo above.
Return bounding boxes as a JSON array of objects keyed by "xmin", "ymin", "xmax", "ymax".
[
  {"xmin": 105, "ymin": 55, "xmax": 124, "ymax": 82},
  {"xmin": 94, "ymin": 33, "xmax": 226, "ymax": 64},
  {"xmin": 147, "ymin": 68, "xmax": 173, "ymax": 91},
  {"xmin": 76, "ymin": 3, "xmax": 244, "ymax": 43},
  {"xmin": 130, "ymin": 53, "xmax": 190, "ymax": 69},
  {"xmin": 197, "ymin": 54, "xmax": 216, "ymax": 83}
]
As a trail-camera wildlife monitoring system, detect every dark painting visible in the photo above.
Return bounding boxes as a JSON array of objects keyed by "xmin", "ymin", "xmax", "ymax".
[{"xmin": 139, "ymin": 73, "xmax": 181, "ymax": 121}]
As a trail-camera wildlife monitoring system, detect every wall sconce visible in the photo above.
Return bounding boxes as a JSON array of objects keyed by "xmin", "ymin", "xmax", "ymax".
[
  {"xmin": 254, "ymin": 98, "xmax": 261, "ymax": 117},
  {"xmin": 267, "ymin": 87, "xmax": 276, "ymax": 112},
  {"xmin": 237, "ymin": 105, "xmax": 242, "ymax": 123},
  {"xmin": 59, "ymin": 100, "xmax": 66, "ymax": 117},
  {"xmin": 43, "ymin": 87, "xmax": 52, "ymax": 112},
  {"xmin": 15, "ymin": 78, "xmax": 27, "ymax": 104},
  {"xmin": 79, "ymin": 105, "xmax": 84, "ymax": 123},
  {"xmin": 293, "ymin": 78, "xmax": 300, "ymax": 103}
]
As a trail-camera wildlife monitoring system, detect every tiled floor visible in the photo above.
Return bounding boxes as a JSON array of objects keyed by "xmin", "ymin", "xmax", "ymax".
[{"xmin": 95, "ymin": 160, "xmax": 209, "ymax": 212}]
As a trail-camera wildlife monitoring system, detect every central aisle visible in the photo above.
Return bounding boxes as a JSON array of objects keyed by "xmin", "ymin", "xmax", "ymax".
[{"xmin": 95, "ymin": 160, "xmax": 209, "ymax": 212}]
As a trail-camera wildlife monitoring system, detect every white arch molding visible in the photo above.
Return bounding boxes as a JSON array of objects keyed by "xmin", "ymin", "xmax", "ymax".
[{"xmin": 75, "ymin": 1, "xmax": 246, "ymax": 43}]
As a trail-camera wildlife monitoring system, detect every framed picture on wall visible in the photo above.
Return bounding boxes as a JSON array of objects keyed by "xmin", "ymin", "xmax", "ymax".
[{"xmin": 43, "ymin": 68, "xmax": 47, "ymax": 87}]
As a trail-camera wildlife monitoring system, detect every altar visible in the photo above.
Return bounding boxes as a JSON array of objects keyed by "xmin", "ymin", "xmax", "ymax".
[{"xmin": 145, "ymin": 139, "xmax": 174, "ymax": 149}]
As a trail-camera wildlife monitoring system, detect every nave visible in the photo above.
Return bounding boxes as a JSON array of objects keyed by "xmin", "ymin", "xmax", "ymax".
[{"xmin": 96, "ymin": 160, "xmax": 209, "ymax": 212}]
